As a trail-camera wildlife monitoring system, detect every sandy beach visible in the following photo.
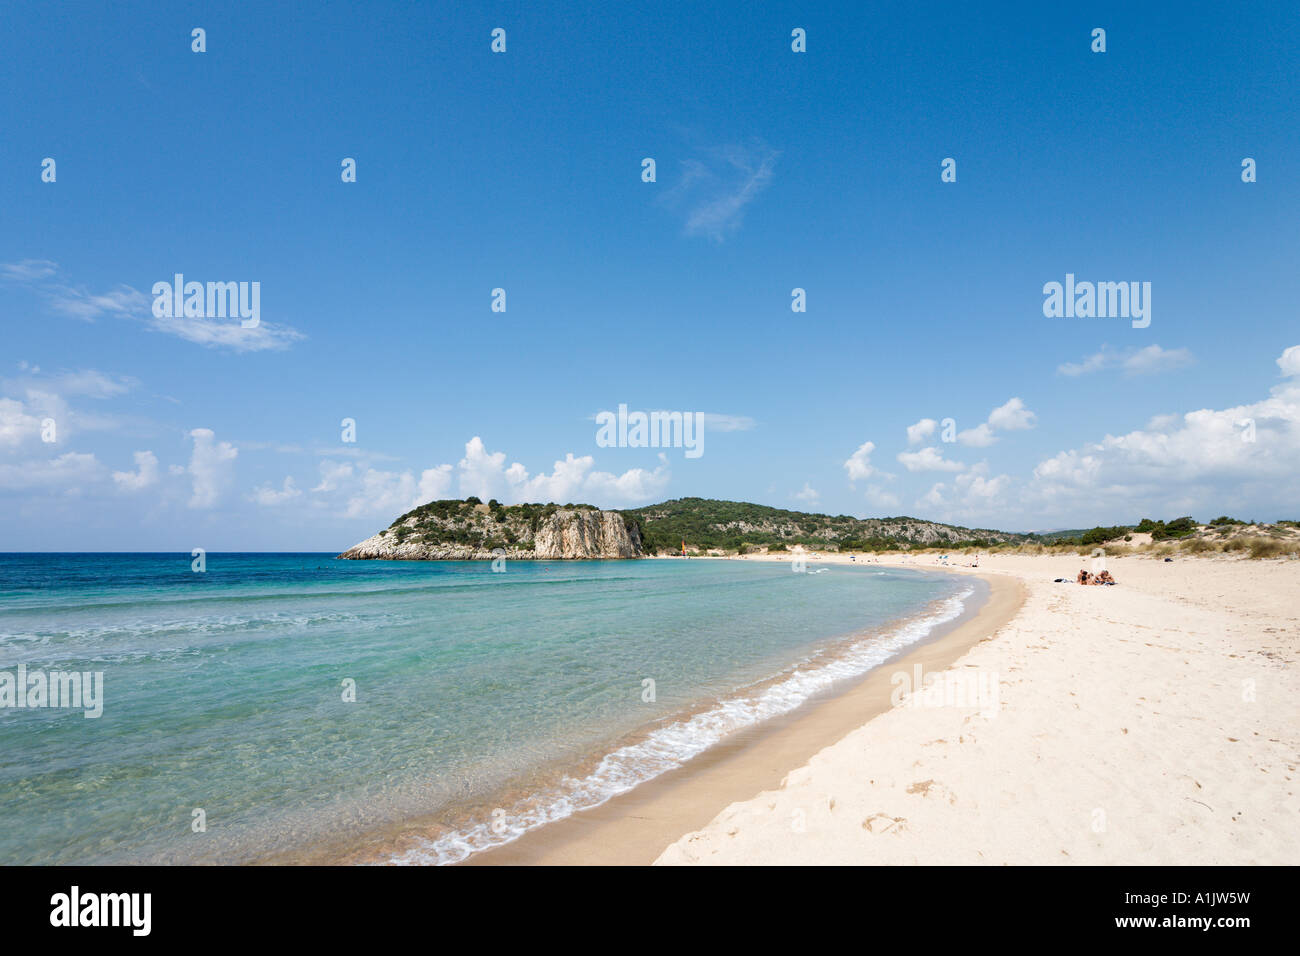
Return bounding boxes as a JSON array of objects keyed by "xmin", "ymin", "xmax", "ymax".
[{"xmin": 656, "ymin": 551, "xmax": 1300, "ymax": 865}]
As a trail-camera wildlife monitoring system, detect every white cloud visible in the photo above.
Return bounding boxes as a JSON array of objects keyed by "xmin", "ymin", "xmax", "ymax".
[
  {"xmin": 0, "ymin": 452, "xmax": 104, "ymax": 492},
  {"xmin": 897, "ymin": 446, "xmax": 965, "ymax": 472},
  {"xmin": 1026, "ymin": 344, "xmax": 1300, "ymax": 521},
  {"xmin": 987, "ymin": 397, "xmax": 1036, "ymax": 432},
  {"xmin": 918, "ymin": 464, "xmax": 1012, "ymax": 519},
  {"xmin": 112, "ymin": 451, "xmax": 159, "ymax": 491},
  {"xmin": 418, "ymin": 464, "xmax": 453, "ymax": 502},
  {"xmin": 793, "ymin": 482, "xmax": 820, "ymax": 504},
  {"xmin": 0, "ymin": 385, "xmax": 117, "ymax": 451},
  {"xmin": 312, "ymin": 460, "xmax": 354, "ymax": 492},
  {"xmin": 505, "ymin": 450, "xmax": 670, "ymax": 505},
  {"xmin": 457, "ymin": 437, "xmax": 509, "ymax": 501},
  {"xmin": 187, "ymin": 428, "xmax": 238, "ymax": 508},
  {"xmin": 1278, "ymin": 345, "xmax": 1300, "ymax": 378},
  {"xmin": 334, "ymin": 437, "xmax": 670, "ymax": 520},
  {"xmin": 251, "ymin": 476, "xmax": 302, "ymax": 506},
  {"xmin": 345, "ymin": 468, "xmax": 422, "ymax": 519},
  {"xmin": 843, "ymin": 441, "xmax": 879, "ymax": 482},
  {"xmin": 956, "ymin": 397, "xmax": 1036, "ymax": 446},
  {"xmin": 956, "ymin": 423, "xmax": 996, "ymax": 447},
  {"xmin": 1121, "ymin": 345, "xmax": 1195, "ymax": 376},
  {"xmin": 906, "ymin": 418, "xmax": 937, "ymax": 445},
  {"xmin": 0, "ymin": 397, "xmax": 43, "ymax": 449},
  {"xmin": 566, "ymin": 457, "xmax": 670, "ymax": 504}
]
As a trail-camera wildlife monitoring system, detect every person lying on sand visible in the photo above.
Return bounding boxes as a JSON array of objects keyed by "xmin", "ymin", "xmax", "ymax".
[
  {"xmin": 1096, "ymin": 570, "xmax": 1116, "ymax": 585},
  {"xmin": 1077, "ymin": 569, "xmax": 1092, "ymax": 585}
]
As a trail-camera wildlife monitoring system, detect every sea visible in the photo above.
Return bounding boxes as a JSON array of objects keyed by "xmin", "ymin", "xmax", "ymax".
[{"xmin": 0, "ymin": 553, "xmax": 979, "ymax": 864}]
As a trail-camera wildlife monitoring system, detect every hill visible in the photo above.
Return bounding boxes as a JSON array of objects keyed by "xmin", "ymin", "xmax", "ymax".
[{"xmin": 623, "ymin": 497, "xmax": 1027, "ymax": 554}]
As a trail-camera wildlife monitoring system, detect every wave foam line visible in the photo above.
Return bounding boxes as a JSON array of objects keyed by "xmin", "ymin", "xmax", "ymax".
[{"xmin": 390, "ymin": 585, "xmax": 976, "ymax": 865}]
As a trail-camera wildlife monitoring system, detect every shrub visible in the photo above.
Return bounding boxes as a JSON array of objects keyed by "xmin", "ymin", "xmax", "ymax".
[
  {"xmin": 1247, "ymin": 537, "xmax": 1287, "ymax": 559},
  {"xmin": 1081, "ymin": 526, "xmax": 1127, "ymax": 546}
]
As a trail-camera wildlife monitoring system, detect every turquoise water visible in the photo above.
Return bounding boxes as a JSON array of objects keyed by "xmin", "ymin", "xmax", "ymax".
[{"xmin": 0, "ymin": 553, "xmax": 973, "ymax": 864}]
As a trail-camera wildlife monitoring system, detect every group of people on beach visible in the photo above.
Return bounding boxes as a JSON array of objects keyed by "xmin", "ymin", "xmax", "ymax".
[{"xmin": 1077, "ymin": 568, "xmax": 1116, "ymax": 585}]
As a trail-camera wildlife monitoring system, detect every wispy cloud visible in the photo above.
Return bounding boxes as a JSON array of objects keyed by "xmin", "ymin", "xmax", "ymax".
[
  {"xmin": 1, "ymin": 261, "xmax": 303, "ymax": 352},
  {"xmin": 145, "ymin": 311, "xmax": 303, "ymax": 352},
  {"xmin": 7, "ymin": 367, "xmax": 138, "ymax": 399},
  {"xmin": 660, "ymin": 140, "xmax": 779, "ymax": 241},
  {"xmin": 0, "ymin": 259, "xmax": 58, "ymax": 281},
  {"xmin": 1058, "ymin": 344, "xmax": 1194, "ymax": 377},
  {"xmin": 250, "ymin": 476, "xmax": 303, "ymax": 506},
  {"xmin": 700, "ymin": 413, "xmax": 756, "ymax": 432}
]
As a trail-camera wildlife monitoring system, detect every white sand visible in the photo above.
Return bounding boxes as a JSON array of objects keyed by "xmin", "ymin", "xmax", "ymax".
[{"xmin": 656, "ymin": 552, "xmax": 1300, "ymax": 865}]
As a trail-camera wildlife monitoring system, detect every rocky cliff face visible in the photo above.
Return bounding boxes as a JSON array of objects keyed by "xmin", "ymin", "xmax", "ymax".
[
  {"xmin": 338, "ymin": 505, "xmax": 642, "ymax": 560},
  {"xmin": 533, "ymin": 510, "xmax": 642, "ymax": 558}
]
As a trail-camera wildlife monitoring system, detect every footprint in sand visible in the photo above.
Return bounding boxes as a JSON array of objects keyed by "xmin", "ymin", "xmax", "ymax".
[{"xmin": 861, "ymin": 813, "xmax": 907, "ymax": 834}]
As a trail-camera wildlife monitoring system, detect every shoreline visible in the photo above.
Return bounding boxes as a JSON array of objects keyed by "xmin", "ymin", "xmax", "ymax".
[
  {"xmin": 460, "ymin": 562, "xmax": 1023, "ymax": 865},
  {"xmin": 657, "ymin": 552, "xmax": 1300, "ymax": 865},
  {"xmin": 259, "ymin": 561, "xmax": 1010, "ymax": 866}
]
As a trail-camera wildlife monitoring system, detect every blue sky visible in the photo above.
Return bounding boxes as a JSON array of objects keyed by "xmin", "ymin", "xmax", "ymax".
[{"xmin": 2, "ymin": 1, "xmax": 1298, "ymax": 550}]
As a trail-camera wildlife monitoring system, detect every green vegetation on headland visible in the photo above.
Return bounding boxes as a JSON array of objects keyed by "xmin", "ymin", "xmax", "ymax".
[
  {"xmin": 386, "ymin": 498, "xmax": 603, "ymax": 551},
  {"xmin": 359, "ymin": 497, "xmax": 1299, "ymax": 561},
  {"xmin": 620, "ymin": 497, "xmax": 1023, "ymax": 553}
]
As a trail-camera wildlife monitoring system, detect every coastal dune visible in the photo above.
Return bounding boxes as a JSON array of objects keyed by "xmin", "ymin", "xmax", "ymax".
[{"xmin": 656, "ymin": 553, "xmax": 1300, "ymax": 865}]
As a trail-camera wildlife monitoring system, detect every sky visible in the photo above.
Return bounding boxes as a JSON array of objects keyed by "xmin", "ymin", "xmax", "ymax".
[{"xmin": 2, "ymin": 1, "xmax": 1298, "ymax": 551}]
